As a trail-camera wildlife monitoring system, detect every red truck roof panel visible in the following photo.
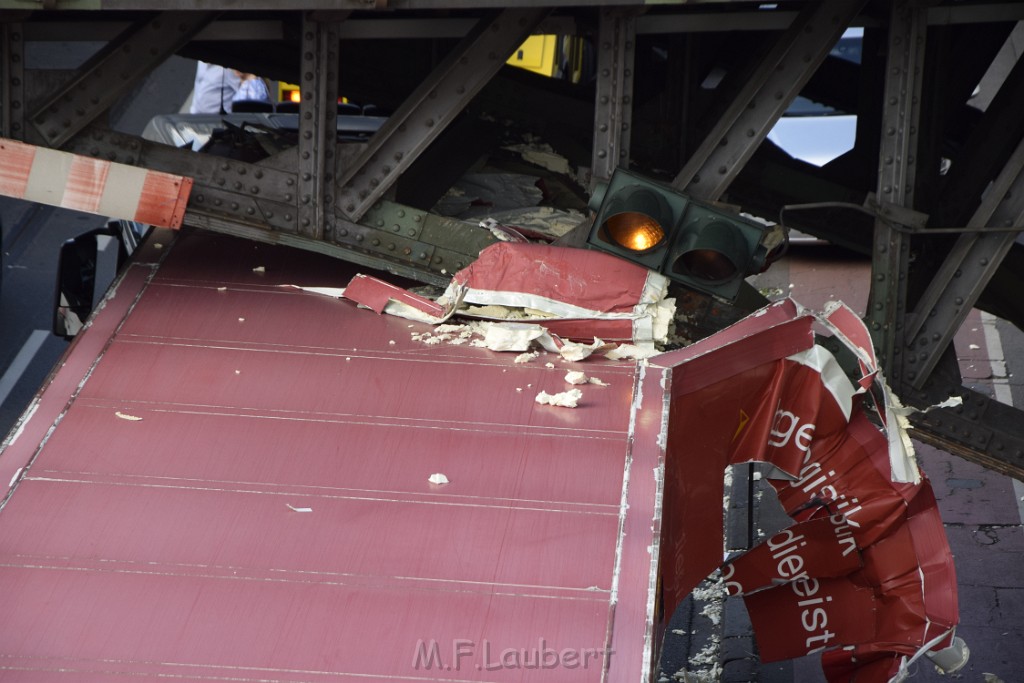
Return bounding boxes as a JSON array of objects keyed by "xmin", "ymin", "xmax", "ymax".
[{"xmin": 0, "ymin": 230, "xmax": 658, "ymax": 682}]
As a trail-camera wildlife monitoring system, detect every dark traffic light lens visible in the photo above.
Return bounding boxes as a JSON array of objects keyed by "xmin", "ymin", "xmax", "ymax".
[
  {"xmin": 675, "ymin": 249, "xmax": 738, "ymax": 281},
  {"xmin": 672, "ymin": 219, "xmax": 745, "ymax": 282},
  {"xmin": 603, "ymin": 212, "xmax": 666, "ymax": 252}
]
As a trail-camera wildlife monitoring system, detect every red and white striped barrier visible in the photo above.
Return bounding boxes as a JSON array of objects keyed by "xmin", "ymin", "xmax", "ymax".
[{"xmin": 0, "ymin": 138, "xmax": 192, "ymax": 229}]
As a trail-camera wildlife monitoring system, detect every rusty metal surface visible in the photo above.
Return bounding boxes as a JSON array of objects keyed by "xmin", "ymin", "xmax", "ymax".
[{"xmin": 0, "ymin": 229, "xmax": 647, "ymax": 681}]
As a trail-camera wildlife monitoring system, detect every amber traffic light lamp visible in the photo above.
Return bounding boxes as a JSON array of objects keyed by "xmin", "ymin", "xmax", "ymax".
[{"xmin": 587, "ymin": 169, "xmax": 769, "ymax": 301}]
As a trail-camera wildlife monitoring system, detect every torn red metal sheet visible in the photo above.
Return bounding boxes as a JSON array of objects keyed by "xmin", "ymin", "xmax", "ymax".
[
  {"xmin": 651, "ymin": 299, "xmax": 961, "ymax": 681},
  {"xmin": 455, "ymin": 242, "xmax": 663, "ymax": 314},
  {"xmin": 452, "ymin": 242, "xmax": 672, "ymax": 345},
  {"xmin": 0, "ymin": 137, "xmax": 192, "ymax": 228},
  {"xmin": 342, "ymin": 272, "xmax": 447, "ymax": 317},
  {"xmin": 722, "ymin": 516, "xmax": 863, "ymax": 592},
  {"xmin": 332, "ymin": 242, "xmax": 674, "ymax": 348}
]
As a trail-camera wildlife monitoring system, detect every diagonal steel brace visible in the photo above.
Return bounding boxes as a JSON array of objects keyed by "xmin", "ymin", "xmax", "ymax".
[
  {"xmin": 335, "ymin": 7, "xmax": 548, "ymax": 222},
  {"xmin": 904, "ymin": 134, "xmax": 1024, "ymax": 389},
  {"xmin": 672, "ymin": 0, "xmax": 865, "ymax": 202},
  {"xmin": 27, "ymin": 11, "xmax": 216, "ymax": 149}
]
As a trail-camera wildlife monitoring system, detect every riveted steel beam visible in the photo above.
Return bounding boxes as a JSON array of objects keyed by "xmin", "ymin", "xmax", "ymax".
[
  {"xmin": 903, "ymin": 345, "xmax": 1024, "ymax": 481},
  {"xmin": 904, "ymin": 135, "xmax": 1024, "ymax": 389},
  {"xmin": 193, "ymin": 199, "xmax": 492, "ymax": 288},
  {"xmin": 63, "ymin": 125, "xmax": 301, "ymax": 235},
  {"xmin": 186, "ymin": 214, "xmax": 459, "ymax": 289},
  {"xmin": 61, "ymin": 124, "xmax": 494, "ymax": 284},
  {"xmin": 335, "ymin": 7, "xmax": 548, "ymax": 222},
  {"xmin": 0, "ymin": 22, "xmax": 25, "ymax": 140},
  {"xmin": 591, "ymin": 8, "xmax": 636, "ymax": 187},
  {"xmin": 334, "ymin": 198, "xmax": 495, "ymax": 281},
  {"xmin": 864, "ymin": 0, "xmax": 926, "ymax": 379},
  {"xmin": 672, "ymin": 0, "xmax": 865, "ymax": 201},
  {"xmin": 297, "ymin": 13, "xmax": 343, "ymax": 240},
  {"xmin": 26, "ymin": 11, "xmax": 216, "ymax": 149},
  {"xmin": 912, "ymin": 389, "xmax": 1024, "ymax": 481}
]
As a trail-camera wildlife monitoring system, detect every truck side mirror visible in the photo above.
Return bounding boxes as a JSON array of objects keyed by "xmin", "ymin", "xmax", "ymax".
[{"xmin": 53, "ymin": 223, "xmax": 135, "ymax": 339}]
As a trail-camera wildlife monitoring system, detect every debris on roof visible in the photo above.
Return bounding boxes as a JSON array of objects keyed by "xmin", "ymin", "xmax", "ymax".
[
  {"xmin": 535, "ymin": 388, "xmax": 583, "ymax": 408},
  {"xmin": 300, "ymin": 241, "xmax": 676, "ymax": 359}
]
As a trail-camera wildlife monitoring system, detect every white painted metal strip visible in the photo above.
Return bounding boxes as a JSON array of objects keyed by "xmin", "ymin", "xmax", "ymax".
[
  {"xmin": 23, "ymin": 144, "xmax": 71, "ymax": 208},
  {"xmin": 98, "ymin": 160, "xmax": 147, "ymax": 222}
]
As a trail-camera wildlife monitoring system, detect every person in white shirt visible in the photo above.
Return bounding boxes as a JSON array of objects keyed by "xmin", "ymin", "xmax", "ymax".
[
  {"xmin": 234, "ymin": 73, "xmax": 271, "ymax": 105},
  {"xmin": 189, "ymin": 62, "xmax": 242, "ymax": 114}
]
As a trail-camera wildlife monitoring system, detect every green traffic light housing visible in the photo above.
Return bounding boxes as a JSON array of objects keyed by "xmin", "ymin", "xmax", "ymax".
[{"xmin": 587, "ymin": 168, "xmax": 769, "ymax": 302}]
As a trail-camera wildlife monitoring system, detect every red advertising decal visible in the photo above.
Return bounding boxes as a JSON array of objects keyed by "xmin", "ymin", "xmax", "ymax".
[
  {"xmin": 722, "ymin": 516, "xmax": 863, "ymax": 596},
  {"xmin": 654, "ymin": 299, "xmax": 961, "ymax": 682},
  {"xmin": 743, "ymin": 575, "xmax": 879, "ymax": 659}
]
